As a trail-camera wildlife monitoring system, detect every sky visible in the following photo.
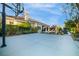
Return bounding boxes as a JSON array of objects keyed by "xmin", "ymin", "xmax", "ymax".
[
  {"xmin": 24, "ymin": 3, "xmax": 67, "ymax": 26},
  {"xmin": 0, "ymin": 3, "xmax": 67, "ymax": 26}
]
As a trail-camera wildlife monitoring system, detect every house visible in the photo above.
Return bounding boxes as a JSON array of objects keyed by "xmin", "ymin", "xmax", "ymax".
[
  {"xmin": 5, "ymin": 10, "xmax": 50, "ymax": 33},
  {"xmin": 6, "ymin": 15, "xmax": 25, "ymax": 25},
  {"xmin": 24, "ymin": 11, "xmax": 50, "ymax": 32},
  {"xmin": 28, "ymin": 18, "xmax": 50, "ymax": 32}
]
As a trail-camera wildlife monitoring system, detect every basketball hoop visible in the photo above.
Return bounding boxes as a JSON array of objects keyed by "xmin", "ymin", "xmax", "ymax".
[{"xmin": 0, "ymin": 3, "xmax": 24, "ymax": 48}]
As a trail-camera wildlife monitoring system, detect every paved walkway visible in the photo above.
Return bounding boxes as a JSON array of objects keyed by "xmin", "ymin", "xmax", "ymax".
[{"xmin": 0, "ymin": 33, "xmax": 79, "ymax": 56}]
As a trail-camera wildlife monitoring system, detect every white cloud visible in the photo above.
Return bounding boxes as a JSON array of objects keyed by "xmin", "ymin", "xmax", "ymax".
[
  {"xmin": 31, "ymin": 15, "xmax": 64, "ymax": 26},
  {"xmin": 24, "ymin": 3, "xmax": 63, "ymax": 16},
  {"xmin": 40, "ymin": 8, "xmax": 62, "ymax": 16},
  {"xmin": 25, "ymin": 4, "xmax": 64, "ymax": 26},
  {"xmin": 27, "ymin": 4, "xmax": 63, "ymax": 16},
  {"xmin": 31, "ymin": 16, "xmax": 46, "ymax": 24},
  {"xmin": 31, "ymin": 16, "xmax": 60, "ymax": 26},
  {"xmin": 28, "ymin": 3, "xmax": 56, "ymax": 8}
]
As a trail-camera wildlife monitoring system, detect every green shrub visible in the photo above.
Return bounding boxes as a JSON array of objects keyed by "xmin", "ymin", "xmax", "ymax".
[{"xmin": 31, "ymin": 27, "xmax": 38, "ymax": 33}]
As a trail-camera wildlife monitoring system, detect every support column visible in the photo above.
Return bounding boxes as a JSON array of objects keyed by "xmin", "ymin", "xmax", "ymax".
[
  {"xmin": 40, "ymin": 25, "xmax": 43, "ymax": 33},
  {"xmin": 1, "ymin": 4, "xmax": 7, "ymax": 48}
]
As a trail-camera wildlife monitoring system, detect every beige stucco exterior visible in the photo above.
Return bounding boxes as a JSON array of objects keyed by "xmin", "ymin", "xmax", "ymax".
[
  {"xmin": 76, "ymin": 23, "xmax": 79, "ymax": 32},
  {"xmin": 6, "ymin": 15, "xmax": 50, "ymax": 33},
  {"xmin": 6, "ymin": 16, "xmax": 25, "ymax": 26}
]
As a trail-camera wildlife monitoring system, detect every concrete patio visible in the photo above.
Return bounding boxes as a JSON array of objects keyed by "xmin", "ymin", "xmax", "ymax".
[{"xmin": 0, "ymin": 33, "xmax": 79, "ymax": 56}]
